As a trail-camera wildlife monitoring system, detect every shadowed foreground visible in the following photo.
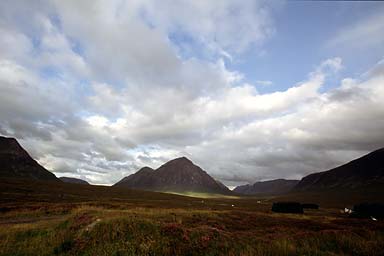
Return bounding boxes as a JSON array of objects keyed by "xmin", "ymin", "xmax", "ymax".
[{"xmin": 0, "ymin": 179, "xmax": 383, "ymax": 256}]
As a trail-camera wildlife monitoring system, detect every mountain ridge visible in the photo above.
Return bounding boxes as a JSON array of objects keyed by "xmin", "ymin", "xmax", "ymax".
[
  {"xmin": 114, "ymin": 157, "xmax": 231, "ymax": 194},
  {"xmin": 60, "ymin": 177, "xmax": 89, "ymax": 185},
  {"xmin": 294, "ymin": 148, "xmax": 384, "ymax": 191},
  {"xmin": 0, "ymin": 136, "xmax": 59, "ymax": 181},
  {"xmin": 234, "ymin": 179, "xmax": 299, "ymax": 195}
]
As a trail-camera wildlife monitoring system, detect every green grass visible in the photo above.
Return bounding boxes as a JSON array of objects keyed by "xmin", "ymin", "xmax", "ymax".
[
  {"xmin": 1, "ymin": 178, "xmax": 384, "ymax": 255},
  {"xmin": 1, "ymin": 204, "xmax": 384, "ymax": 255},
  {"xmin": 163, "ymin": 191, "xmax": 240, "ymax": 199}
]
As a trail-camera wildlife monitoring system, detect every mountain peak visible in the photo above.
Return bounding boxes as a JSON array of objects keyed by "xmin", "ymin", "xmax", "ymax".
[
  {"xmin": 166, "ymin": 156, "xmax": 193, "ymax": 165},
  {"xmin": 0, "ymin": 136, "xmax": 17, "ymax": 142},
  {"xmin": 0, "ymin": 136, "xmax": 59, "ymax": 181},
  {"xmin": 0, "ymin": 136, "xmax": 24, "ymax": 153},
  {"xmin": 115, "ymin": 156, "xmax": 231, "ymax": 194},
  {"xmin": 137, "ymin": 166, "xmax": 154, "ymax": 173}
]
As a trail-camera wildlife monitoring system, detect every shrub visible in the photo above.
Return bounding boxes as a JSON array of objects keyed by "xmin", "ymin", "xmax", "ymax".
[
  {"xmin": 53, "ymin": 239, "xmax": 73, "ymax": 254},
  {"xmin": 301, "ymin": 203, "xmax": 319, "ymax": 209},
  {"xmin": 272, "ymin": 202, "xmax": 303, "ymax": 214},
  {"xmin": 351, "ymin": 203, "xmax": 384, "ymax": 219}
]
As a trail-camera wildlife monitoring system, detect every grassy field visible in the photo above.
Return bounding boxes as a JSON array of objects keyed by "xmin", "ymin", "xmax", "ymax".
[{"xmin": 0, "ymin": 179, "xmax": 383, "ymax": 255}]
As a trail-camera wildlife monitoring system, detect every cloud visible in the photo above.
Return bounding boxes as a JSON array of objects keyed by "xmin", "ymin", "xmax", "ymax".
[
  {"xmin": 317, "ymin": 57, "xmax": 343, "ymax": 74},
  {"xmin": 185, "ymin": 59, "xmax": 384, "ymax": 184},
  {"xmin": 327, "ymin": 9, "xmax": 384, "ymax": 50},
  {"xmin": 255, "ymin": 80, "xmax": 273, "ymax": 86},
  {"xmin": 0, "ymin": 1, "xmax": 383, "ymax": 187},
  {"xmin": 134, "ymin": 0, "xmax": 277, "ymax": 55}
]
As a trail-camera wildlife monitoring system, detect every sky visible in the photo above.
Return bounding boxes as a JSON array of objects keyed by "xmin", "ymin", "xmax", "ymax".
[{"xmin": 1, "ymin": 0, "xmax": 384, "ymax": 187}]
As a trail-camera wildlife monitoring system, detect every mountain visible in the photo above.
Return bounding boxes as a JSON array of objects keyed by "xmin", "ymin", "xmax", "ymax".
[
  {"xmin": 294, "ymin": 148, "xmax": 384, "ymax": 191},
  {"xmin": 0, "ymin": 136, "xmax": 59, "ymax": 181},
  {"xmin": 60, "ymin": 177, "xmax": 89, "ymax": 185},
  {"xmin": 114, "ymin": 157, "xmax": 231, "ymax": 194},
  {"xmin": 114, "ymin": 167, "xmax": 155, "ymax": 189},
  {"xmin": 234, "ymin": 179, "xmax": 299, "ymax": 195}
]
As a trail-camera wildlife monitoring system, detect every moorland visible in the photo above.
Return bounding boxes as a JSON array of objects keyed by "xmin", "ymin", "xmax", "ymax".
[{"xmin": 1, "ymin": 178, "xmax": 384, "ymax": 256}]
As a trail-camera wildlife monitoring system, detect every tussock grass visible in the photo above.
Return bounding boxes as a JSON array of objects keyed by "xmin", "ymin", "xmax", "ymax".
[
  {"xmin": 1, "ymin": 204, "xmax": 383, "ymax": 256},
  {"xmin": 1, "ymin": 179, "xmax": 383, "ymax": 255}
]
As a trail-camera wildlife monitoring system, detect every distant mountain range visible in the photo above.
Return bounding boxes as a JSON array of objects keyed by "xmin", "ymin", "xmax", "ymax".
[
  {"xmin": 234, "ymin": 179, "xmax": 299, "ymax": 195},
  {"xmin": 0, "ymin": 136, "xmax": 59, "ymax": 181},
  {"xmin": 60, "ymin": 177, "xmax": 89, "ymax": 185},
  {"xmin": 234, "ymin": 148, "xmax": 384, "ymax": 195},
  {"xmin": 114, "ymin": 157, "xmax": 231, "ymax": 194},
  {"xmin": 1, "ymin": 135, "xmax": 383, "ymax": 197},
  {"xmin": 293, "ymin": 148, "xmax": 384, "ymax": 191}
]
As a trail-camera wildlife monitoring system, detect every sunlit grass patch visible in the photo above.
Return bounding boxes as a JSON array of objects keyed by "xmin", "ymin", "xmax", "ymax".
[{"xmin": 163, "ymin": 191, "xmax": 241, "ymax": 199}]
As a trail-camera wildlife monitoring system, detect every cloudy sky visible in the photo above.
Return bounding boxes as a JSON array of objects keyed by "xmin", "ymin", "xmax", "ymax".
[{"xmin": 1, "ymin": 0, "xmax": 384, "ymax": 187}]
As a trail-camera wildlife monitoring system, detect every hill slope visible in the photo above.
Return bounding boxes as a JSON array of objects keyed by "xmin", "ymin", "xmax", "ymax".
[
  {"xmin": 60, "ymin": 177, "xmax": 89, "ymax": 185},
  {"xmin": 0, "ymin": 136, "xmax": 59, "ymax": 181},
  {"xmin": 294, "ymin": 148, "xmax": 384, "ymax": 191},
  {"xmin": 114, "ymin": 157, "xmax": 231, "ymax": 194},
  {"xmin": 234, "ymin": 179, "xmax": 299, "ymax": 195},
  {"xmin": 114, "ymin": 167, "xmax": 155, "ymax": 189}
]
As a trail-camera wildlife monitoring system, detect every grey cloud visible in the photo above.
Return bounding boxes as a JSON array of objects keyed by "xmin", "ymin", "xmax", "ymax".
[
  {"xmin": 327, "ymin": 8, "xmax": 384, "ymax": 50},
  {"xmin": 186, "ymin": 71, "xmax": 384, "ymax": 185},
  {"xmin": 136, "ymin": 0, "xmax": 276, "ymax": 54},
  {"xmin": 8, "ymin": 120, "xmax": 52, "ymax": 141},
  {"xmin": 1, "ymin": 1, "xmax": 384, "ymax": 187}
]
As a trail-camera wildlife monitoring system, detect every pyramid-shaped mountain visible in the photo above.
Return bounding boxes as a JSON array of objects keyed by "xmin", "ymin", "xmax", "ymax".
[
  {"xmin": 0, "ymin": 136, "xmax": 59, "ymax": 181},
  {"xmin": 114, "ymin": 157, "xmax": 231, "ymax": 194}
]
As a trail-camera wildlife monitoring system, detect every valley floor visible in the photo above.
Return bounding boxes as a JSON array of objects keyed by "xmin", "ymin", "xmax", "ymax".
[{"xmin": 0, "ymin": 179, "xmax": 383, "ymax": 255}]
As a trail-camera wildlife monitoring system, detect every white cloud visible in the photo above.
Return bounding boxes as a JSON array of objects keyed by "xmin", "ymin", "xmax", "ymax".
[
  {"xmin": 327, "ymin": 9, "xmax": 384, "ymax": 50},
  {"xmin": 134, "ymin": 0, "xmax": 277, "ymax": 55},
  {"xmin": 0, "ymin": 1, "xmax": 383, "ymax": 187},
  {"xmin": 184, "ymin": 60, "xmax": 384, "ymax": 184},
  {"xmin": 255, "ymin": 80, "xmax": 273, "ymax": 86},
  {"xmin": 317, "ymin": 57, "xmax": 343, "ymax": 73},
  {"xmin": 86, "ymin": 115, "xmax": 109, "ymax": 128}
]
